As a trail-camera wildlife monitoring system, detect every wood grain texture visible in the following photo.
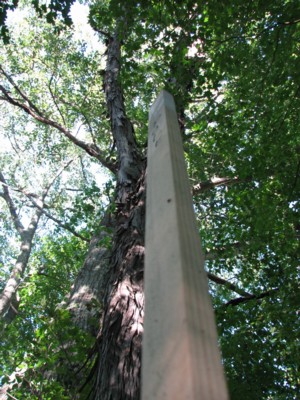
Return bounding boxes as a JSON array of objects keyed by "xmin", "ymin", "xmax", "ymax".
[{"xmin": 141, "ymin": 90, "xmax": 228, "ymax": 400}]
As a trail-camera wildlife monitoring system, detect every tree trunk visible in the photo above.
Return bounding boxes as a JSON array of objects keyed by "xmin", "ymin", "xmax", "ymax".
[
  {"xmin": 0, "ymin": 163, "xmax": 74, "ymax": 324},
  {"xmin": 0, "ymin": 211, "xmax": 42, "ymax": 322},
  {"xmin": 87, "ymin": 23, "xmax": 146, "ymax": 399},
  {"xmin": 66, "ymin": 214, "xmax": 113, "ymax": 336},
  {"xmin": 92, "ymin": 170, "xmax": 145, "ymax": 400}
]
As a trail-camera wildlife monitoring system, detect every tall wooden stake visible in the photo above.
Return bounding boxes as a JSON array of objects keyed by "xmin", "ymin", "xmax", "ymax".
[{"xmin": 141, "ymin": 90, "xmax": 228, "ymax": 400}]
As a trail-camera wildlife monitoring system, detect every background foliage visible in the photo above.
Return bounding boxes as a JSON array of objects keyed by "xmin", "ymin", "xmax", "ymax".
[{"xmin": 0, "ymin": 0, "xmax": 299, "ymax": 399}]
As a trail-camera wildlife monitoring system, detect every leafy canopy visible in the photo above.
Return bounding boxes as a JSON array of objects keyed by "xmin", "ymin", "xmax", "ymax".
[{"xmin": 0, "ymin": 0, "xmax": 299, "ymax": 399}]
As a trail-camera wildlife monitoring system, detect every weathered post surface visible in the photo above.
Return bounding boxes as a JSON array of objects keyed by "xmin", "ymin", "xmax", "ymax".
[{"xmin": 141, "ymin": 90, "xmax": 228, "ymax": 400}]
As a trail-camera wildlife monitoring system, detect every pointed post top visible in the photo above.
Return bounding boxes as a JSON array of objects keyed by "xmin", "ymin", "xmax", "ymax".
[{"xmin": 149, "ymin": 90, "xmax": 176, "ymax": 117}]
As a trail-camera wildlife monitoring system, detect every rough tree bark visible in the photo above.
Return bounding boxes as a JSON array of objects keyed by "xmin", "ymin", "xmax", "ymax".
[
  {"xmin": 66, "ymin": 213, "xmax": 113, "ymax": 336},
  {"xmin": 91, "ymin": 25, "xmax": 146, "ymax": 400},
  {"xmin": 92, "ymin": 173, "xmax": 145, "ymax": 399},
  {"xmin": 0, "ymin": 172, "xmax": 43, "ymax": 322}
]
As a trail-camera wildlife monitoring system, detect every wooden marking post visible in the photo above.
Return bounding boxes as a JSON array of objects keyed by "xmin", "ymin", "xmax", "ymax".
[{"xmin": 141, "ymin": 90, "xmax": 228, "ymax": 400}]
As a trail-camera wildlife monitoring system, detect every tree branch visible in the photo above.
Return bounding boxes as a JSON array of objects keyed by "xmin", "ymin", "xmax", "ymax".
[
  {"xmin": 43, "ymin": 159, "xmax": 73, "ymax": 195},
  {"xmin": 103, "ymin": 28, "xmax": 143, "ymax": 190},
  {"xmin": 192, "ymin": 176, "xmax": 239, "ymax": 195},
  {"xmin": 0, "ymin": 161, "xmax": 89, "ymax": 242},
  {"xmin": 224, "ymin": 288, "xmax": 279, "ymax": 307},
  {"xmin": 28, "ymin": 196, "xmax": 89, "ymax": 242},
  {"xmin": 205, "ymin": 241, "xmax": 243, "ymax": 261},
  {"xmin": 0, "ymin": 71, "xmax": 117, "ymax": 174},
  {"xmin": 92, "ymin": 27, "xmax": 112, "ymax": 39},
  {"xmin": 0, "ymin": 65, "xmax": 44, "ymax": 117},
  {"xmin": 207, "ymin": 271, "xmax": 252, "ymax": 298},
  {"xmin": 0, "ymin": 171, "xmax": 24, "ymax": 235},
  {"xmin": 48, "ymin": 73, "xmax": 67, "ymax": 126},
  {"xmin": 205, "ymin": 19, "xmax": 300, "ymax": 46}
]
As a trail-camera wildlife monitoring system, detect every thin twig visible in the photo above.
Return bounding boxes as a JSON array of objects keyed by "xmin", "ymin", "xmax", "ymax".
[
  {"xmin": 48, "ymin": 74, "xmax": 67, "ymax": 126},
  {"xmin": 224, "ymin": 288, "xmax": 279, "ymax": 307},
  {"xmin": 207, "ymin": 271, "xmax": 252, "ymax": 298}
]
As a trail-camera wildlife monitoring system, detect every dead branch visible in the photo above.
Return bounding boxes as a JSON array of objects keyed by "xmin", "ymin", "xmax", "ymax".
[{"xmin": 224, "ymin": 287, "xmax": 279, "ymax": 307}]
